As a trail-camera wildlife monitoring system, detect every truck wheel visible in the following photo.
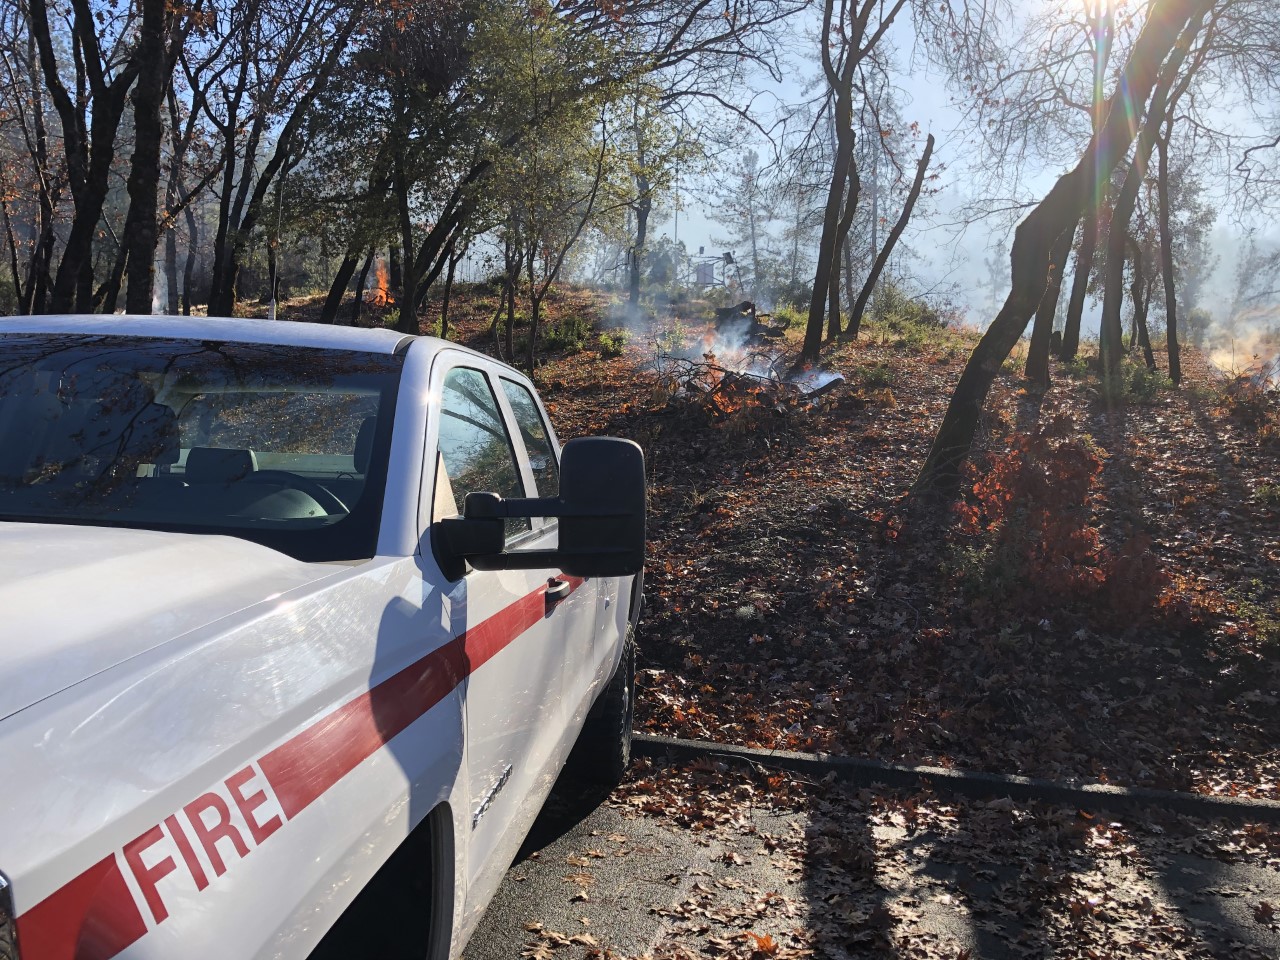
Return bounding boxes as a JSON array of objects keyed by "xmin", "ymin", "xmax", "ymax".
[{"xmin": 566, "ymin": 627, "xmax": 635, "ymax": 787}]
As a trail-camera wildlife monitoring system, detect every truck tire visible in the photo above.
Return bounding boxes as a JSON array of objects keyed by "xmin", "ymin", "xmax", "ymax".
[{"xmin": 565, "ymin": 627, "xmax": 635, "ymax": 787}]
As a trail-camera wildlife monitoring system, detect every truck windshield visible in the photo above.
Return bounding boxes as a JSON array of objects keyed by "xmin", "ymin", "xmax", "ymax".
[{"xmin": 0, "ymin": 333, "xmax": 403, "ymax": 562}]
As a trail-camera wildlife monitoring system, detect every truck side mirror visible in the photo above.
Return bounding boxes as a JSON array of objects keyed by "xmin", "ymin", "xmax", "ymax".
[{"xmin": 434, "ymin": 437, "xmax": 646, "ymax": 580}]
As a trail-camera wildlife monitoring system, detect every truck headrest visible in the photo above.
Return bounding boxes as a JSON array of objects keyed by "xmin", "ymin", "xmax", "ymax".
[{"xmin": 185, "ymin": 447, "xmax": 257, "ymax": 484}]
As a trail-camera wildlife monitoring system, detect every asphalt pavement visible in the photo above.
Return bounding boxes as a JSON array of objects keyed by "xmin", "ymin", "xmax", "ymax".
[{"xmin": 464, "ymin": 773, "xmax": 1280, "ymax": 959}]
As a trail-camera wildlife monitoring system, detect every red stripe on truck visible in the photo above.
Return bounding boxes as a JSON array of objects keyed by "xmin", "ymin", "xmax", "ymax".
[
  {"xmin": 14, "ymin": 855, "xmax": 146, "ymax": 960},
  {"xmin": 14, "ymin": 576, "xmax": 583, "ymax": 959}
]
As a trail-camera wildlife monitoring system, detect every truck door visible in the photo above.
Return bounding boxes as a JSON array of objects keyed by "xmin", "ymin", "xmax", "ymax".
[
  {"xmin": 494, "ymin": 375, "xmax": 605, "ymax": 728},
  {"xmin": 426, "ymin": 362, "xmax": 594, "ymax": 901}
]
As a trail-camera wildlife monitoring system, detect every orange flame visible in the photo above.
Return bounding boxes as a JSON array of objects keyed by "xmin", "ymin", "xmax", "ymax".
[{"xmin": 369, "ymin": 260, "xmax": 390, "ymax": 306}]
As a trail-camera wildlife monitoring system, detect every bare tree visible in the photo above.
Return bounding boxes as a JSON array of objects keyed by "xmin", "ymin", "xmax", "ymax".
[
  {"xmin": 846, "ymin": 132, "xmax": 934, "ymax": 339},
  {"xmin": 913, "ymin": 0, "xmax": 1214, "ymax": 498},
  {"xmin": 203, "ymin": 0, "xmax": 366, "ymax": 316},
  {"xmin": 28, "ymin": 0, "xmax": 143, "ymax": 312}
]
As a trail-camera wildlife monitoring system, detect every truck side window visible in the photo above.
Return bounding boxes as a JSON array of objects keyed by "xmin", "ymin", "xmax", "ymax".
[
  {"xmin": 436, "ymin": 368, "xmax": 531, "ymax": 541},
  {"xmin": 500, "ymin": 378, "xmax": 559, "ymax": 498}
]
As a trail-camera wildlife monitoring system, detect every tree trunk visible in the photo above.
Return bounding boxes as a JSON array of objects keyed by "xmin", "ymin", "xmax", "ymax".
[
  {"xmin": 122, "ymin": 0, "xmax": 170, "ymax": 315},
  {"xmin": 1156, "ymin": 121, "xmax": 1181, "ymax": 384},
  {"xmin": 2, "ymin": 203, "xmax": 25, "ymax": 308},
  {"xmin": 206, "ymin": 43, "xmax": 248, "ymax": 317},
  {"xmin": 841, "ymin": 233, "xmax": 856, "ymax": 324},
  {"xmin": 440, "ymin": 239, "xmax": 460, "ymax": 340},
  {"xmin": 350, "ymin": 247, "xmax": 374, "ymax": 325},
  {"xmin": 393, "ymin": 161, "xmax": 418, "ymax": 335},
  {"xmin": 1025, "ymin": 219, "xmax": 1079, "ymax": 387},
  {"xmin": 629, "ymin": 177, "xmax": 650, "ymax": 306},
  {"xmin": 827, "ymin": 164, "xmax": 861, "ymax": 340},
  {"xmin": 388, "ymin": 245, "xmax": 402, "ymax": 294},
  {"xmin": 1099, "ymin": 174, "xmax": 1136, "ymax": 375},
  {"xmin": 1060, "ymin": 217, "xmax": 1097, "ymax": 360},
  {"xmin": 320, "ymin": 251, "xmax": 360, "ymax": 324},
  {"xmin": 504, "ymin": 270, "xmax": 517, "ymax": 364},
  {"xmin": 97, "ymin": 243, "xmax": 129, "ymax": 314},
  {"xmin": 913, "ymin": 0, "xmax": 1210, "ymax": 498},
  {"xmin": 23, "ymin": 216, "xmax": 57, "ymax": 315},
  {"xmin": 847, "ymin": 134, "xmax": 935, "ymax": 339},
  {"xmin": 525, "ymin": 248, "xmax": 540, "ymax": 372},
  {"xmin": 1128, "ymin": 235, "xmax": 1156, "ymax": 370},
  {"xmin": 29, "ymin": 0, "xmax": 141, "ymax": 313},
  {"xmin": 1059, "ymin": 0, "xmax": 1114, "ymax": 361},
  {"xmin": 802, "ymin": 95, "xmax": 855, "ymax": 362},
  {"xmin": 165, "ymin": 219, "xmax": 180, "ymax": 314},
  {"xmin": 182, "ymin": 204, "xmax": 198, "ymax": 314},
  {"xmin": 20, "ymin": 23, "xmax": 55, "ymax": 315},
  {"xmin": 53, "ymin": 133, "xmax": 129, "ymax": 313}
]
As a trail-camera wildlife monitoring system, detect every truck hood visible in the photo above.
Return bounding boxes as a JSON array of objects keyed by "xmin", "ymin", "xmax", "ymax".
[{"xmin": 0, "ymin": 523, "xmax": 330, "ymax": 722}]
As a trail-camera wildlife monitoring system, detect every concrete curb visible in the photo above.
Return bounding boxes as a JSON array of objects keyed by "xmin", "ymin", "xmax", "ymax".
[{"xmin": 633, "ymin": 733, "xmax": 1280, "ymax": 824}]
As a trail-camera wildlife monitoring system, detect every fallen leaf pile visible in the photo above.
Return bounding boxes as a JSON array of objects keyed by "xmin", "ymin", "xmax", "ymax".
[
  {"xmin": 490, "ymin": 301, "xmax": 1280, "ymax": 801},
  {"xmin": 492, "ymin": 758, "xmax": 1278, "ymax": 959},
  {"xmin": 425, "ymin": 287, "xmax": 1279, "ymax": 959}
]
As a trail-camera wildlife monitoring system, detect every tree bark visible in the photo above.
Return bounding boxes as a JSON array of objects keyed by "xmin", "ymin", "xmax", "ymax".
[
  {"xmin": 97, "ymin": 243, "xmax": 129, "ymax": 314},
  {"xmin": 504, "ymin": 273, "xmax": 517, "ymax": 364},
  {"xmin": 182, "ymin": 204, "xmax": 198, "ymax": 314},
  {"xmin": 350, "ymin": 247, "xmax": 375, "ymax": 325},
  {"xmin": 1060, "ymin": 217, "xmax": 1096, "ymax": 360},
  {"xmin": 320, "ymin": 251, "xmax": 360, "ymax": 324},
  {"xmin": 628, "ymin": 174, "xmax": 650, "ymax": 306},
  {"xmin": 122, "ymin": 0, "xmax": 171, "ymax": 315},
  {"xmin": 29, "ymin": 0, "xmax": 141, "ymax": 312},
  {"xmin": 803, "ymin": 100, "xmax": 854, "ymax": 360},
  {"xmin": 801, "ymin": 0, "xmax": 909, "ymax": 363},
  {"xmin": 1099, "ymin": 169, "xmax": 1138, "ymax": 375},
  {"xmin": 1128, "ymin": 234, "xmax": 1156, "ymax": 370},
  {"xmin": 165, "ymin": 217, "xmax": 179, "ymax": 314},
  {"xmin": 2, "ymin": 202, "xmax": 25, "ymax": 308},
  {"xmin": 523, "ymin": 239, "xmax": 542, "ymax": 371},
  {"xmin": 847, "ymin": 133, "xmax": 935, "ymax": 339},
  {"xmin": 440, "ymin": 238, "xmax": 461, "ymax": 340},
  {"xmin": 827, "ymin": 164, "xmax": 861, "ymax": 340},
  {"xmin": 1098, "ymin": 31, "xmax": 1192, "ymax": 376},
  {"xmin": 393, "ymin": 160, "xmax": 418, "ymax": 335},
  {"xmin": 388, "ymin": 245, "xmax": 402, "ymax": 293},
  {"xmin": 1025, "ymin": 219, "xmax": 1079, "ymax": 387},
  {"xmin": 1156, "ymin": 120, "xmax": 1181, "ymax": 384},
  {"xmin": 913, "ymin": 0, "xmax": 1211, "ymax": 498}
]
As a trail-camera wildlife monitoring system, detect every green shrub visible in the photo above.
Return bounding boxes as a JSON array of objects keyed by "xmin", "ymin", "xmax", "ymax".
[
  {"xmin": 542, "ymin": 315, "xmax": 591, "ymax": 353},
  {"xmin": 859, "ymin": 362, "xmax": 896, "ymax": 388},
  {"xmin": 1223, "ymin": 578, "xmax": 1280, "ymax": 651},
  {"xmin": 861, "ymin": 280, "xmax": 954, "ymax": 350},
  {"xmin": 1061, "ymin": 355, "xmax": 1092, "ymax": 379},
  {"xmin": 870, "ymin": 279, "xmax": 946, "ymax": 329},
  {"xmin": 1255, "ymin": 484, "xmax": 1280, "ymax": 509},
  {"xmin": 771, "ymin": 303, "xmax": 806, "ymax": 330},
  {"xmin": 598, "ymin": 329, "xmax": 631, "ymax": 358},
  {"xmin": 1124, "ymin": 363, "xmax": 1173, "ymax": 404}
]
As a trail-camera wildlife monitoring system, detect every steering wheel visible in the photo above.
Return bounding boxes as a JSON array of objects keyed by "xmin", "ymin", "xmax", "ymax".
[{"xmin": 245, "ymin": 470, "xmax": 350, "ymax": 515}]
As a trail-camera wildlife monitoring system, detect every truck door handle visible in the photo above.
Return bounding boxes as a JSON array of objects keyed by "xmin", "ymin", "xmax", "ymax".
[{"xmin": 545, "ymin": 577, "xmax": 571, "ymax": 606}]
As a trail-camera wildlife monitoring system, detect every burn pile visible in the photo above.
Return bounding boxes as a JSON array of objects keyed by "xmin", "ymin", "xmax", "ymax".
[{"xmin": 653, "ymin": 349, "xmax": 845, "ymax": 435}]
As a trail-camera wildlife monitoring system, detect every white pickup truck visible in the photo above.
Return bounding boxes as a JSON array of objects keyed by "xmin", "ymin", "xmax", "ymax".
[{"xmin": 0, "ymin": 316, "xmax": 646, "ymax": 960}]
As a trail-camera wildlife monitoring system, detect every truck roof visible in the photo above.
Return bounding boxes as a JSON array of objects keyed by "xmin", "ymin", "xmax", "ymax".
[{"xmin": 0, "ymin": 314, "xmax": 422, "ymax": 355}]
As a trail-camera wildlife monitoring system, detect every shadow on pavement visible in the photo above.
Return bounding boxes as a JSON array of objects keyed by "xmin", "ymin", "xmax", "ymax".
[{"xmin": 513, "ymin": 771, "xmax": 615, "ymax": 865}]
